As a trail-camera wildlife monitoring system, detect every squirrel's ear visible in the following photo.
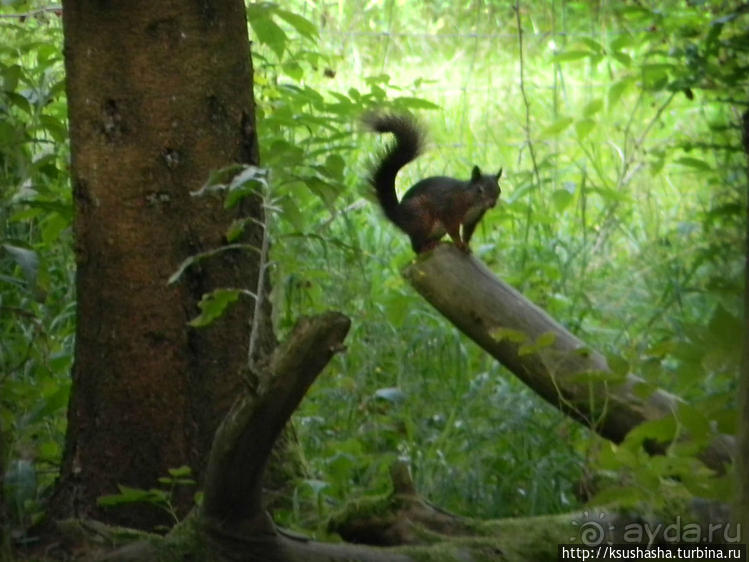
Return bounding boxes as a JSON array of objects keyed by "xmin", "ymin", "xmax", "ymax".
[
  {"xmin": 471, "ymin": 165, "xmax": 482, "ymax": 181},
  {"xmin": 497, "ymin": 168, "xmax": 503, "ymax": 180}
]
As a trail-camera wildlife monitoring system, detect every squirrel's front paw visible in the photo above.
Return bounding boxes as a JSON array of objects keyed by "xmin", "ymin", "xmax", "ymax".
[{"xmin": 455, "ymin": 241, "xmax": 471, "ymax": 254}]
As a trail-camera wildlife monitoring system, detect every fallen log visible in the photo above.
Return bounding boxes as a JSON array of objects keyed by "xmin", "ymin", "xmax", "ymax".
[{"xmin": 404, "ymin": 244, "xmax": 733, "ymax": 471}]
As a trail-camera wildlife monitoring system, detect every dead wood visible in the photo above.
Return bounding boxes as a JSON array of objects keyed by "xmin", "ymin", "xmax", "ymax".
[
  {"xmin": 198, "ymin": 311, "xmax": 413, "ymax": 561},
  {"xmin": 329, "ymin": 460, "xmax": 475, "ymax": 546},
  {"xmin": 403, "ymin": 244, "xmax": 733, "ymax": 472},
  {"xmin": 201, "ymin": 311, "xmax": 351, "ymax": 528},
  {"xmin": 84, "ymin": 307, "xmax": 731, "ymax": 561}
]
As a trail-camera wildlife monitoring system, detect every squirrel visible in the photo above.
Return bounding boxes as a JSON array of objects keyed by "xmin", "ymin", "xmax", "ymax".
[{"xmin": 364, "ymin": 112, "xmax": 502, "ymax": 253}]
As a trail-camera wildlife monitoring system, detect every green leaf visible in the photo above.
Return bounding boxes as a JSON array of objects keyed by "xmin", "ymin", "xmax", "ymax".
[
  {"xmin": 676, "ymin": 404, "xmax": 711, "ymax": 444},
  {"xmin": 276, "ymin": 9, "xmax": 318, "ymax": 40},
  {"xmin": 579, "ymin": 38, "xmax": 604, "ymax": 55},
  {"xmin": 1, "ymin": 63, "xmax": 22, "ymax": 91},
  {"xmin": 190, "ymin": 289, "xmax": 243, "ymax": 328},
  {"xmin": 22, "ymin": 386, "xmax": 70, "ymax": 426},
  {"xmin": 278, "ymin": 191, "xmax": 305, "ymax": 231},
  {"xmin": 583, "ymin": 99, "xmax": 603, "ymax": 116},
  {"xmin": 305, "ymin": 175, "xmax": 340, "ymax": 206},
  {"xmin": 167, "ymin": 465, "xmax": 192, "ymax": 478},
  {"xmin": 609, "ymin": 35, "xmax": 634, "ymax": 52},
  {"xmin": 611, "ymin": 51, "xmax": 631, "ymax": 66},
  {"xmin": 590, "ymin": 185, "xmax": 626, "ymax": 203},
  {"xmin": 265, "ymin": 139, "xmax": 305, "ymax": 167},
  {"xmin": 551, "ymin": 189, "xmax": 573, "ymax": 212},
  {"xmin": 40, "ymin": 212, "xmax": 69, "ymax": 247},
  {"xmin": 326, "ymin": 452, "xmax": 355, "ymax": 482},
  {"xmin": 323, "ymin": 153, "xmax": 345, "ymax": 180},
  {"xmin": 519, "ymin": 331, "xmax": 557, "ymax": 356},
  {"xmin": 489, "ymin": 327, "xmax": 527, "ymax": 344},
  {"xmin": 39, "ymin": 114, "xmax": 66, "ymax": 142},
  {"xmin": 624, "ymin": 415, "xmax": 678, "ymax": 448},
  {"xmin": 0, "ymin": 120, "xmax": 20, "ymax": 144},
  {"xmin": 198, "ymin": 164, "xmax": 247, "ymax": 192},
  {"xmin": 575, "ymin": 347, "xmax": 592, "ymax": 359},
  {"xmin": 595, "ymin": 442, "xmax": 633, "ymax": 471},
  {"xmin": 674, "ymin": 157, "xmax": 712, "ymax": 171},
  {"xmin": 249, "ymin": 14, "xmax": 287, "ymax": 59},
  {"xmin": 226, "ymin": 218, "xmax": 250, "ymax": 242},
  {"xmin": 392, "ymin": 96, "xmax": 440, "ymax": 110},
  {"xmin": 608, "ymin": 79, "xmax": 631, "ymax": 110},
  {"xmin": 191, "ymin": 164, "xmax": 268, "ymax": 209},
  {"xmin": 282, "ymin": 61, "xmax": 303, "ymax": 81},
  {"xmin": 617, "ymin": 5, "xmax": 655, "ymax": 23},
  {"xmin": 574, "ymin": 118, "xmax": 595, "ymax": 139},
  {"xmin": 707, "ymin": 305, "xmax": 742, "ymax": 350},
  {"xmin": 540, "ymin": 117, "xmax": 573, "ymax": 138},
  {"xmin": 225, "ymin": 165, "xmax": 269, "ymax": 208},
  {"xmin": 632, "ymin": 381, "xmax": 657, "ymax": 399},
  {"xmin": 649, "ymin": 156, "xmax": 666, "ymax": 175},
  {"xmin": 97, "ymin": 485, "xmax": 163, "ymax": 507},
  {"xmin": 3, "ymin": 244, "xmax": 39, "ymax": 288},
  {"xmin": 536, "ymin": 331, "xmax": 557, "ymax": 348},
  {"xmin": 641, "ymin": 63, "xmax": 673, "ymax": 90},
  {"xmin": 6, "ymin": 91, "xmax": 31, "ymax": 114},
  {"xmin": 605, "ymin": 354, "xmax": 629, "ymax": 376}
]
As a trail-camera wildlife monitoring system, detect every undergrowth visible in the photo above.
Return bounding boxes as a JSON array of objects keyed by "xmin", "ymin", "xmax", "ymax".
[{"xmin": 0, "ymin": 0, "xmax": 745, "ymax": 544}]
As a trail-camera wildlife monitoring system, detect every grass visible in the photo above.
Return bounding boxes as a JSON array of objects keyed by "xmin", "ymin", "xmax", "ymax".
[{"xmin": 267, "ymin": 1, "xmax": 744, "ymax": 527}]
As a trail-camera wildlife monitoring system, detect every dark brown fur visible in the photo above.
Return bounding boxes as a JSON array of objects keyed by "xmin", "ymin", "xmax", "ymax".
[{"xmin": 364, "ymin": 112, "xmax": 501, "ymax": 253}]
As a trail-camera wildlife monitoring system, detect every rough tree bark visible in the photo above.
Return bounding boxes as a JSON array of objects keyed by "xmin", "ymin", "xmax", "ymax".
[
  {"xmin": 52, "ymin": 0, "xmax": 273, "ymax": 528},
  {"xmin": 404, "ymin": 244, "xmax": 733, "ymax": 472}
]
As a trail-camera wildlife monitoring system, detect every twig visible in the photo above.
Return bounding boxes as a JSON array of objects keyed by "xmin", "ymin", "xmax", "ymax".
[
  {"xmin": 589, "ymin": 91, "xmax": 676, "ymax": 254},
  {"xmin": 514, "ymin": 0, "xmax": 541, "ymax": 188},
  {"xmin": 514, "ymin": 0, "xmax": 542, "ymax": 267},
  {"xmin": 0, "ymin": 6, "xmax": 61, "ymax": 20},
  {"xmin": 248, "ymin": 191, "xmax": 271, "ymax": 370}
]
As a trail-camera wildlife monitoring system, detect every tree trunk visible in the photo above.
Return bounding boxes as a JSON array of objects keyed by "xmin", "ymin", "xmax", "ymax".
[
  {"xmin": 52, "ymin": 0, "xmax": 272, "ymax": 528},
  {"xmin": 404, "ymin": 245, "xmax": 733, "ymax": 472}
]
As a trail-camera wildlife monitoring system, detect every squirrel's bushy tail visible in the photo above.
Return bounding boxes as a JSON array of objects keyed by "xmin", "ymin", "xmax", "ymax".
[{"xmin": 363, "ymin": 112, "xmax": 424, "ymax": 227}]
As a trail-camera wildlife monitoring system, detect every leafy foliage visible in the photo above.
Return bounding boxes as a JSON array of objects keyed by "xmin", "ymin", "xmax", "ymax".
[
  {"xmin": 97, "ymin": 466, "xmax": 198, "ymax": 529},
  {"xmin": 0, "ymin": 0, "xmax": 746, "ymax": 547},
  {"xmin": 253, "ymin": 0, "xmax": 746, "ymax": 528},
  {"xmin": 0, "ymin": 7, "xmax": 71, "ymax": 537}
]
